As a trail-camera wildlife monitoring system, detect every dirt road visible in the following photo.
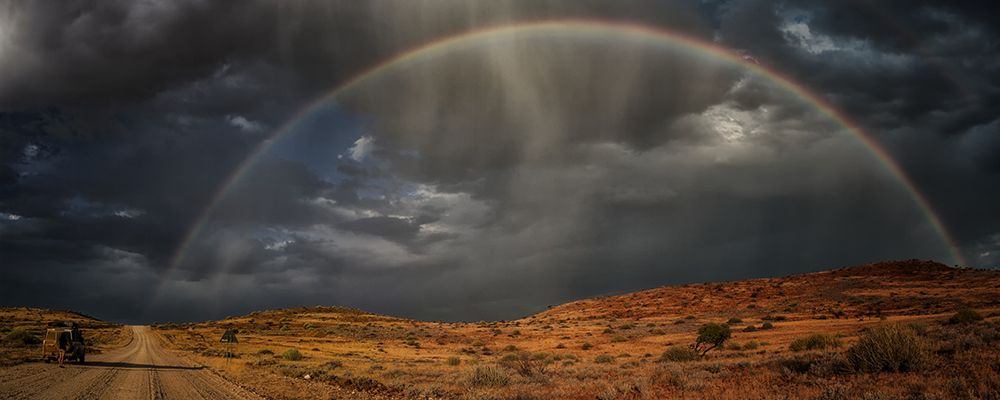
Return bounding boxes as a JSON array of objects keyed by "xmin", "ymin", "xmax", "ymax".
[{"xmin": 0, "ymin": 326, "xmax": 263, "ymax": 399}]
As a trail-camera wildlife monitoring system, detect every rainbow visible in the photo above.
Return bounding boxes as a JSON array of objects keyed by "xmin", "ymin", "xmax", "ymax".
[{"xmin": 163, "ymin": 19, "xmax": 965, "ymax": 285}]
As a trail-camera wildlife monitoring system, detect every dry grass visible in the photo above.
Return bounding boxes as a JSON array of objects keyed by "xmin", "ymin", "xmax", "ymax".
[
  {"xmin": 0, "ymin": 307, "xmax": 125, "ymax": 366},
  {"xmin": 24, "ymin": 259, "xmax": 988, "ymax": 399},
  {"xmin": 143, "ymin": 261, "xmax": 1000, "ymax": 398}
]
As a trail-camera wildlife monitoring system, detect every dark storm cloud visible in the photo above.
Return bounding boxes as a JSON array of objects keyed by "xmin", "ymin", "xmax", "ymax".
[
  {"xmin": 1, "ymin": 0, "xmax": 998, "ymax": 323},
  {"xmin": 706, "ymin": 0, "xmax": 1000, "ymax": 250}
]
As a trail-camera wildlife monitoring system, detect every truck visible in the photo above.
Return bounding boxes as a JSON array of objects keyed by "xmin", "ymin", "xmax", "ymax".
[{"xmin": 41, "ymin": 321, "xmax": 86, "ymax": 364}]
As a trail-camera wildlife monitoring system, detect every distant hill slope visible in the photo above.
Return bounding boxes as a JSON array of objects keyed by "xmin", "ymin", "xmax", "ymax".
[{"xmin": 531, "ymin": 259, "xmax": 1000, "ymax": 322}]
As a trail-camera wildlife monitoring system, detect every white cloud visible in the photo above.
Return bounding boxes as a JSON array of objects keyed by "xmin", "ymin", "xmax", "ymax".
[
  {"xmin": 264, "ymin": 239, "xmax": 294, "ymax": 251},
  {"xmin": 227, "ymin": 115, "xmax": 265, "ymax": 133},
  {"xmin": 347, "ymin": 135, "xmax": 374, "ymax": 161},
  {"xmin": 780, "ymin": 21, "xmax": 839, "ymax": 54},
  {"xmin": 778, "ymin": 12, "xmax": 913, "ymax": 69},
  {"xmin": 1, "ymin": 212, "xmax": 22, "ymax": 221},
  {"xmin": 113, "ymin": 208, "xmax": 145, "ymax": 218}
]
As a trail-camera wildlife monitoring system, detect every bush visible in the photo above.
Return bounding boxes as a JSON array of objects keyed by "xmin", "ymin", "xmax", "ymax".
[
  {"xmin": 594, "ymin": 354, "xmax": 615, "ymax": 364},
  {"xmin": 611, "ymin": 335, "xmax": 627, "ymax": 343},
  {"xmin": 694, "ymin": 323, "xmax": 731, "ymax": 355},
  {"xmin": 503, "ymin": 344, "xmax": 518, "ymax": 352},
  {"xmin": 846, "ymin": 323, "xmax": 927, "ymax": 373},
  {"xmin": 761, "ymin": 322, "xmax": 775, "ymax": 330},
  {"xmin": 726, "ymin": 317, "xmax": 743, "ymax": 324},
  {"xmin": 948, "ymin": 308, "xmax": 983, "ymax": 325},
  {"xmin": 469, "ymin": 365, "xmax": 512, "ymax": 387},
  {"xmin": 446, "ymin": 356, "xmax": 461, "ymax": 366},
  {"xmin": 282, "ymin": 348, "xmax": 303, "ymax": 361},
  {"xmin": 3, "ymin": 329, "xmax": 40, "ymax": 346},
  {"xmin": 498, "ymin": 352, "xmax": 547, "ymax": 377},
  {"xmin": 581, "ymin": 342, "xmax": 593, "ymax": 350},
  {"xmin": 659, "ymin": 345, "xmax": 699, "ymax": 362},
  {"xmin": 743, "ymin": 325, "xmax": 758, "ymax": 332},
  {"xmin": 789, "ymin": 334, "xmax": 842, "ymax": 352}
]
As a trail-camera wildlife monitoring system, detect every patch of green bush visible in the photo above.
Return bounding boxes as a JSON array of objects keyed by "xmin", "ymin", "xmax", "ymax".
[
  {"xmin": 468, "ymin": 365, "xmax": 512, "ymax": 387},
  {"xmin": 594, "ymin": 354, "xmax": 615, "ymax": 364},
  {"xmin": 659, "ymin": 345, "xmax": 699, "ymax": 362},
  {"xmin": 789, "ymin": 334, "xmax": 842, "ymax": 352},
  {"xmin": 3, "ymin": 329, "xmax": 40, "ymax": 347},
  {"xmin": 581, "ymin": 342, "xmax": 593, "ymax": 350},
  {"xmin": 446, "ymin": 356, "xmax": 461, "ymax": 366},
  {"xmin": 846, "ymin": 323, "xmax": 927, "ymax": 373},
  {"xmin": 282, "ymin": 348, "xmax": 303, "ymax": 361},
  {"xmin": 726, "ymin": 317, "xmax": 743, "ymax": 324},
  {"xmin": 948, "ymin": 308, "xmax": 983, "ymax": 325}
]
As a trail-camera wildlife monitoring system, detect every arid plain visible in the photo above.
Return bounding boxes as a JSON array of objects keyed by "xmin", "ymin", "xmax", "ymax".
[{"xmin": 2, "ymin": 259, "xmax": 999, "ymax": 399}]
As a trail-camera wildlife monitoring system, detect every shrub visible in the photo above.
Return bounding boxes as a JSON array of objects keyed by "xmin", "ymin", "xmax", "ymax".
[
  {"xmin": 282, "ymin": 348, "xmax": 303, "ymax": 361},
  {"xmin": 471, "ymin": 339, "xmax": 485, "ymax": 347},
  {"xmin": 659, "ymin": 345, "xmax": 699, "ymax": 362},
  {"xmin": 581, "ymin": 342, "xmax": 593, "ymax": 350},
  {"xmin": 257, "ymin": 349, "xmax": 274, "ymax": 355},
  {"xmin": 742, "ymin": 341, "xmax": 759, "ymax": 350},
  {"xmin": 726, "ymin": 317, "xmax": 743, "ymax": 324},
  {"xmin": 789, "ymin": 334, "xmax": 842, "ymax": 352},
  {"xmin": 503, "ymin": 344, "xmax": 518, "ymax": 352},
  {"xmin": 761, "ymin": 322, "xmax": 775, "ymax": 330},
  {"xmin": 611, "ymin": 335, "xmax": 627, "ymax": 343},
  {"xmin": 948, "ymin": 308, "xmax": 983, "ymax": 325},
  {"xmin": 846, "ymin": 323, "xmax": 928, "ymax": 373},
  {"xmin": 446, "ymin": 356, "xmax": 461, "ymax": 366},
  {"xmin": 469, "ymin": 365, "xmax": 512, "ymax": 387},
  {"xmin": 498, "ymin": 352, "xmax": 547, "ymax": 377},
  {"xmin": 594, "ymin": 354, "xmax": 614, "ymax": 364},
  {"xmin": 694, "ymin": 323, "xmax": 731, "ymax": 355},
  {"xmin": 3, "ymin": 329, "xmax": 40, "ymax": 346}
]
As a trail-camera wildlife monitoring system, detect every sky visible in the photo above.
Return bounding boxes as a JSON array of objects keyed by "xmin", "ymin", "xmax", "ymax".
[{"xmin": 1, "ymin": 1, "xmax": 998, "ymax": 324}]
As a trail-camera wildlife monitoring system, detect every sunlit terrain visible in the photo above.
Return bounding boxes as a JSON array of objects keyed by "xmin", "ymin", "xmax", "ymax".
[{"xmin": 2, "ymin": 1, "xmax": 999, "ymax": 399}]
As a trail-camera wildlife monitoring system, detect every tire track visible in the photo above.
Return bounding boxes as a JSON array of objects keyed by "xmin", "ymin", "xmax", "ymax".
[{"xmin": 0, "ymin": 326, "xmax": 263, "ymax": 400}]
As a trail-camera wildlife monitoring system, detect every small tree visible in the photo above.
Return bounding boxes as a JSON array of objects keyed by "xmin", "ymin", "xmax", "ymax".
[{"xmin": 693, "ymin": 323, "xmax": 731, "ymax": 356}]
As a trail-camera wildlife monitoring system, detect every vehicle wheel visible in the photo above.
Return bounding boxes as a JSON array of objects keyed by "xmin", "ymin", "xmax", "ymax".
[{"xmin": 78, "ymin": 353, "xmax": 85, "ymax": 363}]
